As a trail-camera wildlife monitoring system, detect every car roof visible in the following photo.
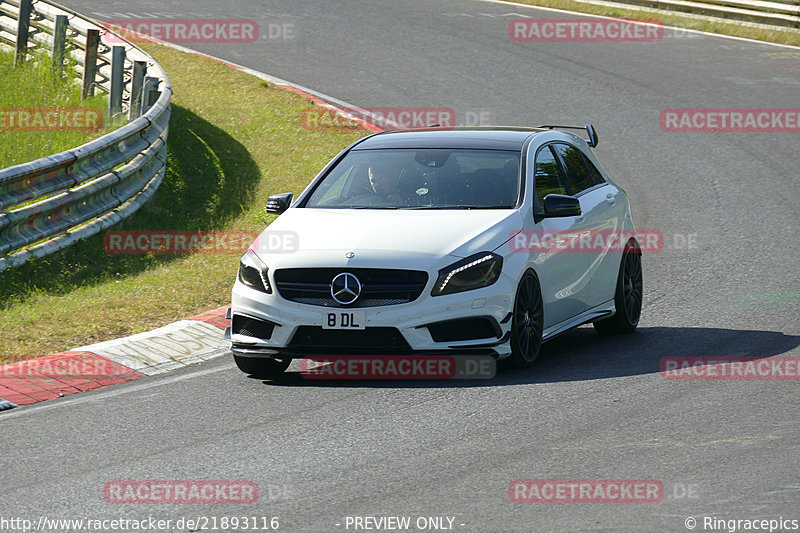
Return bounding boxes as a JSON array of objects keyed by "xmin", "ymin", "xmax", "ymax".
[{"xmin": 351, "ymin": 127, "xmax": 547, "ymax": 151}]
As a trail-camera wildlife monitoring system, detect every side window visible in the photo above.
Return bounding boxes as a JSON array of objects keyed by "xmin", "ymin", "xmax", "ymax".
[
  {"xmin": 584, "ymin": 156, "xmax": 606, "ymax": 185},
  {"xmin": 554, "ymin": 143, "xmax": 594, "ymax": 194},
  {"xmin": 534, "ymin": 145, "xmax": 568, "ymax": 207}
]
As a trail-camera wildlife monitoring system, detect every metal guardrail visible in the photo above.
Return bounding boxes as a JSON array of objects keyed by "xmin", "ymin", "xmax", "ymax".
[
  {"xmin": 580, "ymin": 0, "xmax": 800, "ymax": 28},
  {"xmin": 0, "ymin": 0, "xmax": 172, "ymax": 272}
]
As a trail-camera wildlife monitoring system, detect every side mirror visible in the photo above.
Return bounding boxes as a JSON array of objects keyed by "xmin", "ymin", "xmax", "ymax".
[
  {"xmin": 543, "ymin": 194, "xmax": 582, "ymax": 218},
  {"xmin": 265, "ymin": 193, "xmax": 293, "ymax": 215}
]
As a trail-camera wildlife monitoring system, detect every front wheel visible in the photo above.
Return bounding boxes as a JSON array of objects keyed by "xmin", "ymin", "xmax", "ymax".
[
  {"xmin": 234, "ymin": 355, "xmax": 292, "ymax": 379},
  {"xmin": 594, "ymin": 242, "xmax": 643, "ymax": 334},
  {"xmin": 505, "ymin": 271, "xmax": 544, "ymax": 369}
]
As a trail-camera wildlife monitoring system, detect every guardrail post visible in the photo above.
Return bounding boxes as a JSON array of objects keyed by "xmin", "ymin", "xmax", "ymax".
[
  {"xmin": 109, "ymin": 46, "xmax": 126, "ymax": 116},
  {"xmin": 143, "ymin": 76, "xmax": 161, "ymax": 112},
  {"xmin": 82, "ymin": 29, "xmax": 101, "ymax": 98},
  {"xmin": 52, "ymin": 15, "xmax": 68, "ymax": 76},
  {"xmin": 795, "ymin": 1, "xmax": 799, "ymax": 29},
  {"xmin": 129, "ymin": 61, "xmax": 147, "ymax": 119},
  {"xmin": 14, "ymin": 0, "xmax": 34, "ymax": 66}
]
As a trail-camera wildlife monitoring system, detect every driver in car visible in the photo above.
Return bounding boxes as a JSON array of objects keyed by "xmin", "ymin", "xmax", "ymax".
[{"xmin": 366, "ymin": 160, "xmax": 405, "ymax": 205}]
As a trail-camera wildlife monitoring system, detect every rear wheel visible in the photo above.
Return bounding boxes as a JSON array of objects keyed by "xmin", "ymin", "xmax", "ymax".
[
  {"xmin": 505, "ymin": 271, "xmax": 544, "ymax": 369},
  {"xmin": 234, "ymin": 355, "xmax": 292, "ymax": 379},
  {"xmin": 594, "ymin": 242, "xmax": 642, "ymax": 334}
]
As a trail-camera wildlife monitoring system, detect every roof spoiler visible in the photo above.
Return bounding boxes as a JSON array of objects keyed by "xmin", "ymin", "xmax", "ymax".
[{"xmin": 538, "ymin": 124, "xmax": 599, "ymax": 148}]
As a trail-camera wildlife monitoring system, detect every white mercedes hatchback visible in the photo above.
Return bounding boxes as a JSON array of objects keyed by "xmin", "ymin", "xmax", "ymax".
[{"xmin": 227, "ymin": 126, "xmax": 643, "ymax": 378}]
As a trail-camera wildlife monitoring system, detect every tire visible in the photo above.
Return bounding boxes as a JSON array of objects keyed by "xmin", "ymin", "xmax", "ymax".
[
  {"xmin": 234, "ymin": 355, "xmax": 292, "ymax": 379},
  {"xmin": 593, "ymin": 242, "xmax": 643, "ymax": 334},
  {"xmin": 504, "ymin": 271, "xmax": 544, "ymax": 369}
]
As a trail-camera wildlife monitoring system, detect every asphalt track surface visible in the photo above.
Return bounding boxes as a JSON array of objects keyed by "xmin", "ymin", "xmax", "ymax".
[{"xmin": 2, "ymin": 1, "xmax": 799, "ymax": 532}]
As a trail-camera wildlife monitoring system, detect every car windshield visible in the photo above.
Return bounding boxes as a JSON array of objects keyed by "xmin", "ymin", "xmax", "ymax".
[{"xmin": 303, "ymin": 149, "xmax": 521, "ymax": 209}]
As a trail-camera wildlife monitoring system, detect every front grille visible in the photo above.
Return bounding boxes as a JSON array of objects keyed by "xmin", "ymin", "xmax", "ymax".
[
  {"xmin": 288, "ymin": 326, "xmax": 411, "ymax": 354},
  {"xmin": 426, "ymin": 317, "xmax": 501, "ymax": 342},
  {"xmin": 274, "ymin": 268, "xmax": 428, "ymax": 308},
  {"xmin": 232, "ymin": 314, "xmax": 276, "ymax": 340}
]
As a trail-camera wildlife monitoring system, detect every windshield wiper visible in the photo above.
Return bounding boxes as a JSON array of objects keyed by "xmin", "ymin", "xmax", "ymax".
[
  {"xmin": 343, "ymin": 205, "xmax": 511, "ymax": 210},
  {"xmin": 346, "ymin": 206, "xmax": 402, "ymax": 209},
  {"xmin": 402, "ymin": 205, "xmax": 483, "ymax": 210}
]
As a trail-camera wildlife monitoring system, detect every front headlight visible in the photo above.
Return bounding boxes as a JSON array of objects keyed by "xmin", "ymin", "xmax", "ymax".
[
  {"xmin": 432, "ymin": 252, "xmax": 503, "ymax": 296},
  {"xmin": 238, "ymin": 249, "xmax": 271, "ymax": 294}
]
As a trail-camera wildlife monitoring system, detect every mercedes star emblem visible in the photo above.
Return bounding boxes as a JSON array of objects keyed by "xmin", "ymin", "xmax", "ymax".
[{"xmin": 330, "ymin": 272, "xmax": 362, "ymax": 305}]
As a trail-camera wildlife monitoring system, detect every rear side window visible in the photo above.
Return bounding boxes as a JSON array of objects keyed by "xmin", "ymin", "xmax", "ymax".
[
  {"xmin": 534, "ymin": 146, "xmax": 568, "ymax": 206},
  {"xmin": 584, "ymin": 156, "xmax": 606, "ymax": 185},
  {"xmin": 553, "ymin": 143, "xmax": 594, "ymax": 194}
]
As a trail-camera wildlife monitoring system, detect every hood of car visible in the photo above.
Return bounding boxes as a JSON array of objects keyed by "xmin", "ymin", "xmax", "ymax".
[{"xmin": 251, "ymin": 208, "xmax": 522, "ymax": 269}]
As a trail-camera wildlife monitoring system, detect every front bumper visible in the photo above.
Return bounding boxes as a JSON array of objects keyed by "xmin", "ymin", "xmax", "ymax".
[{"xmin": 228, "ymin": 275, "xmax": 516, "ymax": 359}]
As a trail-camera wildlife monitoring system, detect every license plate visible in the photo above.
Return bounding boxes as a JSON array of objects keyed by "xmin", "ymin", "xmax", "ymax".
[{"xmin": 322, "ymin": 310, "xmax": 366, "ymax": 330}]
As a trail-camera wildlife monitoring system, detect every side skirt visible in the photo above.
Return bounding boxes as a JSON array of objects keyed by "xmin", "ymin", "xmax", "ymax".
[{"xmin": 542, "ymin": 301, "xmax": 616, "ymax": 342}]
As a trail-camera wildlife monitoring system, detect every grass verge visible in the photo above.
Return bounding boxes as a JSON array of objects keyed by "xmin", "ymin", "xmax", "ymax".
[
  {"xmin": 0, "ymin": 42, "xmax": 368, "ymax": 362},
  {"xmin": 510, "ymin": 0, "xmax": 800, "ymax": 47},
  {"xmin": 0, "ymin": 49, "xmax": 113, "ymax": 168}
]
